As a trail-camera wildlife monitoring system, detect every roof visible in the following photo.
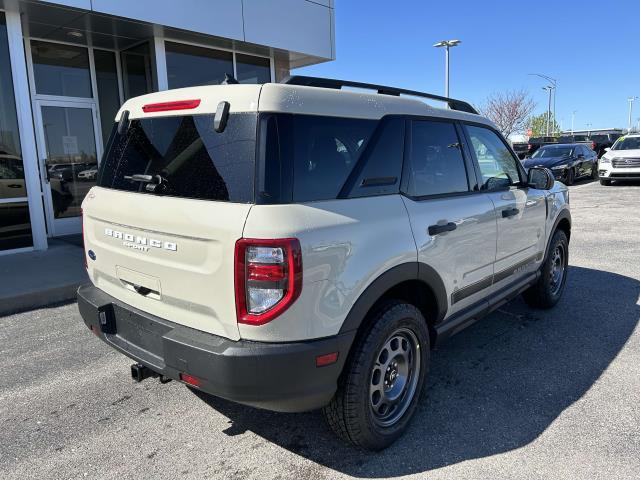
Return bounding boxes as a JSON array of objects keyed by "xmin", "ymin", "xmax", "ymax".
[{"xmin": 116, "ymin": 83, "xmax": 493, "ymax": 127}]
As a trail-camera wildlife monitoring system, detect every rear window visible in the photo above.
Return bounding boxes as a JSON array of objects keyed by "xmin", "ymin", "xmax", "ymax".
[
  {"xmin": 97, "ymin": 113, "xmax": 257, "ymax": 203},
  {"xmin": 260, "ymin": 114, "xmax": 377, "ymax": 203}
]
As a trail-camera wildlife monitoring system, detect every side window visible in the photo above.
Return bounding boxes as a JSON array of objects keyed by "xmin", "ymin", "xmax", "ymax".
[
  {"xmin": 466, "ymin": 125, "xmax": 522, "ymax": 190},
  {"xmin": 405, "ymin": 120, "xmax": 469, "ymax": 197},
  {"xmin": 287, "ymin": 115, "xmax": 376, "ymax": 202},
  {"xmin": 346, "ymin": 117, "xmax": 404, "ymax": 198}
]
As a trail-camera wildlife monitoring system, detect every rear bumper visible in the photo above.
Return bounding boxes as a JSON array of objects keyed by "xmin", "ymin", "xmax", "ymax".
[{"xmin": 77, "ymin": 284, "xmax": 355, "ymax": 412}]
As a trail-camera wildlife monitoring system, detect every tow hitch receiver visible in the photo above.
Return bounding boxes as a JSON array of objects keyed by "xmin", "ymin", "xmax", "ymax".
[
  {"xmin": 131, "ymin": 363, "xmax": 156, "ymax": 382},
  {"xmin": 130, "ymin": 363, "xmax": 173, "ymax": 384}
]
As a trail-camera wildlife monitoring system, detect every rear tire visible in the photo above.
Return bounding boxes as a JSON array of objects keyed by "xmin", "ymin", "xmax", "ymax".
[
  {"xmin": 591, "ymin": 164, "xmax": 599, "ymax": 180},
  {"xmin": 600, "ymin": 178, "xmax": 611, "ymax": 186},
  {"xmin": 523, "ymin": 230, "xmax": 569, "ymax": 309},
  {"xmin": 323, "ymin": 302, "xmax": 430, "ymax": 451}
]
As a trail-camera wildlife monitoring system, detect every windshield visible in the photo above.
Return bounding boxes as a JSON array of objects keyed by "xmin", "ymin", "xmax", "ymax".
[
  {"xmin": 97, "ymin": 113, "xmax": 257, "ymax": 202},
  {"xmin": 531, "ymin": 146, "xmax": 573, "ymax": 158},
  {"xmin": 612, "ymin": 136, "xmax": 640, "ymax": 151}
]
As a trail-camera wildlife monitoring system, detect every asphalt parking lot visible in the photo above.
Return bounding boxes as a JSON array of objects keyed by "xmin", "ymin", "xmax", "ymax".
[{"xmin": 1, "ymin": 179, "xmax": 638, "ymax": 480}]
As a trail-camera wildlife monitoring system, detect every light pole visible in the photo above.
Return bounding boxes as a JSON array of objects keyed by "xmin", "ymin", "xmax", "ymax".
[
  {"xmin": 571, "ymin": 110, "xmax": 577, "ymax": 135},
  {"xmin": 530, "ymin": 73, "xmax": 557, "ymax": 135},
  {"xmin": 628, "ymin": 97, "xmax": 638, "ymax": 133},
  {"xmin": 433, "ymin": 39, "xmax": 461, "ymax": 99},
  {"xmin": 543, "ymin": 86, "xmax": 554, "ymax": 136}
]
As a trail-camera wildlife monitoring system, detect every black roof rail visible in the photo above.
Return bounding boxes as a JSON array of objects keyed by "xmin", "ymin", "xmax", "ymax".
[{"xmin": 281, "ymin": 75, "xmax": 478, "ymax": 115}]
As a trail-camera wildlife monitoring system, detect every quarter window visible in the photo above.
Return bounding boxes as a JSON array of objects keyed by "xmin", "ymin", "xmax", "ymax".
[
  {"xmin": 466, "ymin": 125, "xmax": 522, "ymax": 190},
  {"xmin": 405, "ymin": 120, "xmax": 469, "ymax": 197}
]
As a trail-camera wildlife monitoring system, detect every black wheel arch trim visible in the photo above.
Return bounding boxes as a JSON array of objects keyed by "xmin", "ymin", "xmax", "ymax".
[
  {"xmin": 546, "ymin": 208, "xmax": 571, "ymax": 260},
  {"xmin": 338, "ymin": 262, "xmax": 448, "ymax": 335}
]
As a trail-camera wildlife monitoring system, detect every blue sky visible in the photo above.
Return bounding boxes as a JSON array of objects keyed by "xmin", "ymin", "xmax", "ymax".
[{"xmin": 298, "ymin": 0, "xmax": 640, "ymax": 132}]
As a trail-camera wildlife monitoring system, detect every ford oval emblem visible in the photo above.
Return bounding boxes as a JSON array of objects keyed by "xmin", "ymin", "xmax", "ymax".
[{"xmin": 88, "ymin": 250, "xmax": 96, "ymax": 261}]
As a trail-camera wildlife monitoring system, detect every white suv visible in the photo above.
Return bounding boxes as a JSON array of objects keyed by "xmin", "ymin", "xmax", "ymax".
[
  {"xmin": 598, "ymin": 133, "xmax": 640, "ymax": 185},
  {"xmin": 78, "ymin": 76, "xmax": 571, "ymax": 450}
]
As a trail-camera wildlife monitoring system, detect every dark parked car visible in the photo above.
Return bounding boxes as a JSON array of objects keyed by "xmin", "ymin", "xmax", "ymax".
[
  {"xmin": 558, "ymin": 133, "xmax": 622, "ymax": 158},
  {"xmin": 526, "ymin": 136, "xmax": 558, "ymax": 156},
  {"xmin": 512, "ymin": 142, "xmax": 529, "ymax": 159},
  {"xmin": 523, "ymin": 143, "xmax": 598, "ymax": 185}
]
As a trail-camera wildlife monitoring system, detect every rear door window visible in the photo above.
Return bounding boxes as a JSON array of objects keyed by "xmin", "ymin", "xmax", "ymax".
[
  {"xmin": 97, "ymin": 113, "xmax": 257, "ymax": 203},
  {"xmin": 404, "ymin": 120, "xmax": 469, "ymax": 197}
]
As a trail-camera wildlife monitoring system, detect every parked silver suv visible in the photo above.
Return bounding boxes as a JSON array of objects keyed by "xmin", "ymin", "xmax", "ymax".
[{"xmin": 78, "ymin": 76, "xmax": 571, "ymax": 450}]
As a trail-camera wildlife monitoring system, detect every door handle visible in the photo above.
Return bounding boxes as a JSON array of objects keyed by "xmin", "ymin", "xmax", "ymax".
[
  {"xmin": 8, "ymin": 184, "xmax": 22, "ymax": 188},
  {"xmin": 428, "ymin": 222, "xmax": 457, "ymax": 236},
  {"xmin": 502, "ymin": 207, "xmax": 520, "ymax": 218}
]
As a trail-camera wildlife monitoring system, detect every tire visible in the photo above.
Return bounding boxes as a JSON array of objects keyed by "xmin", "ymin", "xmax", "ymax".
[
  {"xmin": 591, "ymin": 164, "xmax": 599, "ymax": 180},
  {"xmin": 600, "ymin": 178, "xmax": 611, "ymax": 186},
  {"xmin": 522, "ymin": 230, "xmax": 569, "ymax": 309},
  {"xmin": 564, "ymin": 168, "xmax": 575, "ymax": 186},
  {"xmin": 323, "ymin": 301, "xmax": 430, "ymax": 450}
]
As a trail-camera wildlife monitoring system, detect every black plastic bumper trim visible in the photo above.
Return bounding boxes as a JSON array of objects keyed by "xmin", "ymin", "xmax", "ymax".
[{"xmin": 77, "ymin": 284, "xmax": 355, "ymax": 413}]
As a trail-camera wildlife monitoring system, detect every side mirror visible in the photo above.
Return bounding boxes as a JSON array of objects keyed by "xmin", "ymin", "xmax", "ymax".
[{"xmin": 527, "ymin": 167, "xmax": 554, "ymax": 190}]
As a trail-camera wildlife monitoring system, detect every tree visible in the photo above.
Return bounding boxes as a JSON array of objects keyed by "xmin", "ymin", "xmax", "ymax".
[
  {"xmin": 480, "ymin": 90, "xmax": 536, "ymax": 139},
  {"xmin": 527, "ymin": 113, "xmax": 560, "ymax": 138}
]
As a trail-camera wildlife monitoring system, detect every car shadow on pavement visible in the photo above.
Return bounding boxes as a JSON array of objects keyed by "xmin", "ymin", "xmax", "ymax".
[{"xmin": 193, "ymin": 266, "xmax": 639, "ymax": 478}]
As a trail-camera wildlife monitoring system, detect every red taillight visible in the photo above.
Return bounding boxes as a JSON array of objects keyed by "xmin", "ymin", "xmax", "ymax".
[
  {"xmin": 142, "ymin": 99, "xmax": 201, "ymax": 113},
  {"xmin": 528, "ymin": 144, "xmax": 533, "ymax": 151},
  {"xmin": 591, "ymin": 141, "xmax": 596, "ymax": 150},
  {"xmin": 179, "ymin": 373, "xmax": 202, "ymax": 387},
  {"xmin": 247, "ymin": 263, "xmax": 286, "ymax": 282},
  {"xmin": 81, "ymin": 208, "xmax": 87, "ymax": 269},
  {"xmin": 234, "ymin": 238, "xmax": 302, "ymax": 326}
]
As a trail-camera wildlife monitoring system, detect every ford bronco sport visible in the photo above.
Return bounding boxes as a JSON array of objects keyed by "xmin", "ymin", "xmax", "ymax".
[{"xmin": 77, "ymin": 76, "xmax": 571, "ymax": 450}]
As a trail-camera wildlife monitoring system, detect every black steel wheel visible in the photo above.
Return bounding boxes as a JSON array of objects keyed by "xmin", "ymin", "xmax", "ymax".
[
  {"xmin": 323, "ymin": 302, "xmax": 429, "ymax": 450},
  {"xmin": 369, "ymin": 328, "xmax": 421, "ymax": 428},
  {"xmin": 523, "ymin": 229, "xmax": 569, "ymax": 309}
]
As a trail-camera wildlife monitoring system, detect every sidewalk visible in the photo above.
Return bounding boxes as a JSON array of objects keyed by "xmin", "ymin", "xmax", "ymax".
[{"xmin": 0, "ymin": 236, "xmax": 88, "ymax": 316}]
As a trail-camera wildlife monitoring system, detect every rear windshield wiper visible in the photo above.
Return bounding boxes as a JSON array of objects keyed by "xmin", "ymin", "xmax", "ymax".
[{"xmin": 123, "ymin": 174, "xmax": 172, "ymax": 194}]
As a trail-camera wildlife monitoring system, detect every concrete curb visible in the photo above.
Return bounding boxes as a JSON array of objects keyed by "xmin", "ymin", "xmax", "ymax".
[
  {"xmin": 0, "ymin": 283, "xmax": 81, "ymax": 317},
  {"xmin": 0, "ymin": 238, "xmax": 87, "ymax": 317}
]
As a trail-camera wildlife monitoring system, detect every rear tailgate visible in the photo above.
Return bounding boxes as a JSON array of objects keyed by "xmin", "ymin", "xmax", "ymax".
[{"xmin": 83, "ymin": 187, "xmax": 250, "ymax": 340}]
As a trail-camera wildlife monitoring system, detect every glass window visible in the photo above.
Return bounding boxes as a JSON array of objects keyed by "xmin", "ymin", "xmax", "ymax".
[
  {"xmin": 0, "ymin": 201, "xmax": 33, "ymax": 250},
  {"xmin": 467, "ymin": 125, "xmax": 522, "ymax": 190},
  {"xmin": 532, "ymin": 145, "xmax": 574, "ymax": 158},
  {"xmin": 613, "ymin": 136, "xmax": 640, "ymax": 150},
  {"xmin": 0, "ymin": 13, "xmax": 34, "ymax": 250},
  {"xmin": 166, "ymin": 42, "xmax": 233, "ymax": 89},
  {"xmin": 236, "ymin": 53, "xmax": 271, "ymax": 84},
  {"xmin": 94, "ymin": 50, "xmax": 121, "ymax": 146},
  {"xmin": 268, "ymin": 115, "xmax": 376, "ymax": 202},
  {"xmin": 406, "ymin": 120, "xmax": 469, "ymax": 197},
  {"xmin": 98, "ymin": 113, "xmax": 257, "ymax": 203},
  {"xmin": 31, "ymin": 40, "xmax": 92, "ymax": 97},
  {"xmin": 121, "ymin": 43, "xmax": 152, "ymax": 101},
  {"xmin": 347, "ymin": 118, "xmax": 404, "ymax": 198}
]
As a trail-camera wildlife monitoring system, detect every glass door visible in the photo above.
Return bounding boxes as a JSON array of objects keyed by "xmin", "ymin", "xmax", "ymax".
[{"xmin": 33, "ymin": 100, "xmax": 101, "ymax": 236}]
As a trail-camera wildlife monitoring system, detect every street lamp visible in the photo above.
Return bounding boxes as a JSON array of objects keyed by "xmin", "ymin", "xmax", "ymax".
[
  {"xmin": 542, "ymin": 86, "xmax": 555, "ymax": 136},
  {"xmin": 530, "ymin": 73, "xmax": 557, "ymax": 135},
  {"xmin": 433, "ymin": 39, "xmax": 461, "ymax": 99},
  {"xmin": 627, "ymin": 96, "xmax": 638, "ymax": 133},
  {"xmin": 571, "ymin": 110, "xmax": 577, "ymax": 135}
]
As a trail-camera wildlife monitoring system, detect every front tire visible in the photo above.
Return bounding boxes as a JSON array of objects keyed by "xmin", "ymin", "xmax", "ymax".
[
  {"xmin": 323, "ymin": 302, "xmax": 430, "ymax": 450},
  {"xmin": 600, "ymin": 178, "xmax": 611, "ymax": 186},
  {"xmin": 564, "ymin": 168, "xmax": 575, "ymax": 186},
  {"xmin": 523, "ymin": 230, "xmax": 569, "ymax": 309}
]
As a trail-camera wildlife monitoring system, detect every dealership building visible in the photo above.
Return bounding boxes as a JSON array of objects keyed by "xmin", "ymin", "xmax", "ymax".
[{"xmin": 0, "ymin": 0, "xmax": 335, "ymax": 254}]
